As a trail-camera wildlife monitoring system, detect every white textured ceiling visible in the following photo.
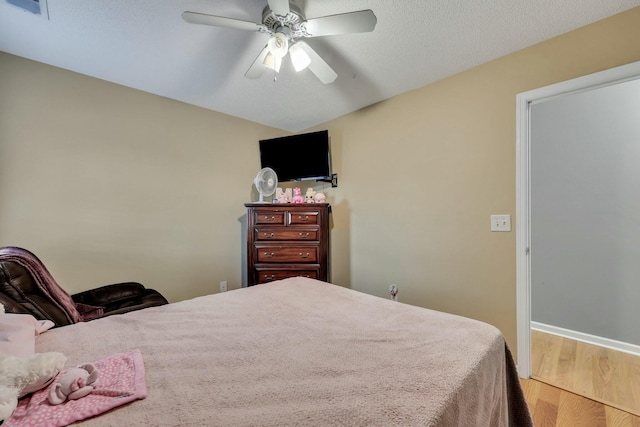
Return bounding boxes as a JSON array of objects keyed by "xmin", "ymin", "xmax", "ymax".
[{"xmin": 1, "ymin": 0, "xmax": 639, "ymax": 132}]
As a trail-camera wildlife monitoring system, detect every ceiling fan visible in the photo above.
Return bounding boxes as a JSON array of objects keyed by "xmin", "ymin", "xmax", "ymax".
[{"xmin": 182, "ymin": 0, "xmax": 377, "ymax": 84}]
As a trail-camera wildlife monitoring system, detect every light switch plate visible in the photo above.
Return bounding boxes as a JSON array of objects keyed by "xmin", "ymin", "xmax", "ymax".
[{"xmin": 491, "ymin": 214, "xmax": 511, "ymax": 232}]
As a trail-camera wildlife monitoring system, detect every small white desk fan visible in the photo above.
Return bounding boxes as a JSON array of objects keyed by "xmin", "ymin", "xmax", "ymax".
[{"xmin": 254, "ymin": 167, "xmax": 278, "ymax": 202}]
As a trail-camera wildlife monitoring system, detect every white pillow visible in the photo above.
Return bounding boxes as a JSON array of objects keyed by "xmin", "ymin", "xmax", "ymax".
[{"xmin": 0, "ymin": 312, "xmax": 54, "ymax": 357}]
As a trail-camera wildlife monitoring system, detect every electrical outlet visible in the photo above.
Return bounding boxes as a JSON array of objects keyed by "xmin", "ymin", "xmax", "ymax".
[
  {"xmin": 219, "ymin": 281, "xmax": 227, "ymax": 292},
  {"xmin": 490, "ymin": 214, "xmax": 511, "ymax": 232}
]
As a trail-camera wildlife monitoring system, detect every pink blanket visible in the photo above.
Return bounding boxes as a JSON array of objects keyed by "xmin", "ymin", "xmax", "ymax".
[{"xmin": 6, "ymin": 350, "xmax": 147, "ymax": 427}]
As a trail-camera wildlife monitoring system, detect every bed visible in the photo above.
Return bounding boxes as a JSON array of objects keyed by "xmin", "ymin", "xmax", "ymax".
[{"xmin": 31, "ymin": 277, "xmax": 532, "ymax": 426}]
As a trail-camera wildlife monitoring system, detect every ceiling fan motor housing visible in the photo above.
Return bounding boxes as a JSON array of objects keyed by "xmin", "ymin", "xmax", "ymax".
[{"xmin": 262, "ymin": 4, "xmax": 307, "ymax": 39}]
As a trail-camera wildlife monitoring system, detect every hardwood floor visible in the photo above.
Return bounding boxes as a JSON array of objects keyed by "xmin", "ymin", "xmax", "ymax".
[
  {"xmin": 531, "ymin": 330, "xmax": 640, "ymax": 416},
  {"xmin": 523, "ymin": 329, "xmax": 640, "ymax": 425},
  {"xmin": 521, "ymin": 378, "xmax": 640, "ymax": 427}
]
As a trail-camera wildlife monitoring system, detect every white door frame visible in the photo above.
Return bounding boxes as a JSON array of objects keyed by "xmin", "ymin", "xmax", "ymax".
[{"xmin": 515, "ymin": 60, "xmax": 640, "ymax": 378}]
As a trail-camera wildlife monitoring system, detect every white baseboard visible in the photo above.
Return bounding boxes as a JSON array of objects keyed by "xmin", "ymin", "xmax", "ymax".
[{"xmin": 531, "ymin": 321, "xmax": 640, "ymax": 357}]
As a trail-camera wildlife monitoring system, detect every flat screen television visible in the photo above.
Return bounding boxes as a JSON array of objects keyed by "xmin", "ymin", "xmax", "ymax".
[{"xmin": 259, "ymin": 130, "xmax": 331, "ymax": 182}]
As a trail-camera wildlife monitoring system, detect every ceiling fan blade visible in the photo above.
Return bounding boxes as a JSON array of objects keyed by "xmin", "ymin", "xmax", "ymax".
[
  {"xmin": 304, "ymin": 10, "xmax": 377, "ymax": 37},
  {"xmin": 297, "ymin": 42, "xmax": 337, "ymax": 84},
  {"xmin": 182, "ymin": 11, "xmax": 264, "ymax": 32},
  {"xmin": 245, "ymin": 45, "xmax": 270, "ymax": 79},
  {"xmin": 267, "ymin": 0, "xmax": 290, "ymax": 17}
]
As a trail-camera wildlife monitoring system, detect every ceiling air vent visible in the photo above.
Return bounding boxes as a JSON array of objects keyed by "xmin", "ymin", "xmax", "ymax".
[{"xmin": 6, "ymin": 0, "xmax": 49, "ymax": 19}]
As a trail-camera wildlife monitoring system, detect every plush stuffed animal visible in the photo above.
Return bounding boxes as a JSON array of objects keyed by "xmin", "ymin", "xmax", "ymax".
[
  {"xmin": 0, "ymin": 385, "xmax": 18, "ymax": 424},
  {"xmin": 48, "ymin": 363, "xmax": 99, "ymax": 405},
  {"xmin": 292, "ymin": 187, "xmax": 304, "ymax": 203},
  {"xmin": 0, "ymin": 352, "xmax": 67, "ymax": 398},
  {"xmin": 0, "ymin": 352, "xmax": 66, "ymax": 424},
  {"xmin": 0, "ymin": 303, "xmax": 67, "ymax": 423},
  {"xmin": 314, "ymin": 192, "xmax": 327, "ymax": 203},
  {"xmin": 304, "ymin": 188, "xmax": 316, "ymax": 203},
  {"xmin": 276, "ymin": 187, "xmax": 291, "ymax": 203}
]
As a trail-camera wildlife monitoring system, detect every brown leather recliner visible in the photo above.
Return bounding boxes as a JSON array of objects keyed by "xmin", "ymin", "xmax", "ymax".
[{"xmin": 0, "ymin": 256, "xmax": 168, "ymax": 327}]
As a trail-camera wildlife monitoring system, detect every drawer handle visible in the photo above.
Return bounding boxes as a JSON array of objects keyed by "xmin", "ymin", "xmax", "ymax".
[
  {"xmin": 298, "ymin": 215, "xmax": 309, "ymax": 221},
  {"xmin": 263, "ymin": 232, "xmax": 275, "ymax": 239},
  {"xmin": 264, "ymin": 274, "xmax": 276, "ymax": 281},
  {"xmin": 299, "ymin": 232, "xmax": 310, "ymax": 238},
  {"xmin": 299, "ymin": 252, "xmax": 310, "ymax": 258},
  {"xmin": 264, "ymin": 216, "xmax": 276, "ymax": 222},
  {"xmin": 264, "ymin": 252, "xmax": 275, "ymax": 258}
]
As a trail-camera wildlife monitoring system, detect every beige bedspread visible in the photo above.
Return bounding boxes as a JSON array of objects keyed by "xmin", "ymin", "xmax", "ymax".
[{"xmin": 36, "ymin": 278, "xmax": 532, "ymax": 426}]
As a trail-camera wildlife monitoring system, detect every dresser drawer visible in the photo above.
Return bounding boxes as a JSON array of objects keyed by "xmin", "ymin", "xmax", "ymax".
[
  {"xmin": 288, "ymin": 211, "xmax": 319, "ymax": 225},
  {"xmin": 255, "ymin": 269, "xmax": 318, "ymax": 284},
  {"xmin": 255, "ymin": 227, "xmax": 318, "ymax": 241},
  {"xmin": 256, "ymin": 246, "xmax": 319, "ymax": 263},
  {"xmin": 254, "ymin": 211, "xmax": 285, "ymax": 225}
]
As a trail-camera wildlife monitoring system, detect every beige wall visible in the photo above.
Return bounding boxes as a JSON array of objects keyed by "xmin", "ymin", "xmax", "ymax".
[
  {"xmin": 0, "ymin": 53, "xmax": 283, "ymax": 302},
  {"xmin": 317, "ymin": 7, "xmax": 640, "ymax": 355},
  {"xmin": 1, "ymin": 7, "xmax": 640, "ymax": 358}
]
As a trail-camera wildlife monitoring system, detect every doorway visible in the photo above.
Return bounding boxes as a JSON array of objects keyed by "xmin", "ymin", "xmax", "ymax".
[{"xmin": 516, "ymin": 62, "xmax": 640, "ymax": 378}]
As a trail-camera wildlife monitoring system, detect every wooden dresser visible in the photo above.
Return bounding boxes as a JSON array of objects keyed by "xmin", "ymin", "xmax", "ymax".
[{"xmin": 245, "ymin": 203, "xmax": 330, "ymax": 286}]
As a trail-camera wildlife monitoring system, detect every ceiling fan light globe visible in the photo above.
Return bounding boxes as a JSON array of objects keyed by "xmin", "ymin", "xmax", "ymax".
[
  {"xmin": 290, "ymin": 43, "xmax": 311, "ymax": 72},
  {"xmin": 267, "ymin": 32, "xmax": 289, "ymax": 58},
  {"xmin": 263, "ymin": 52, "xmax": 275, "ymax": 69},
  {"xmin": 263, "ymin": 52, "xmax": 282, "ymax": 73}
]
